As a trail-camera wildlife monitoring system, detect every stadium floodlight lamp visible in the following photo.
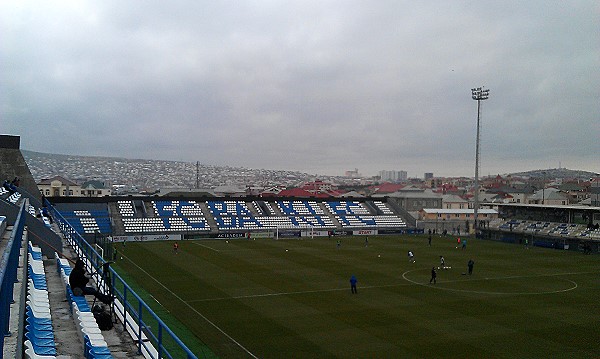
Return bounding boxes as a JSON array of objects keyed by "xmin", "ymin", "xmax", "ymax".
[
  {"xmin": 471, "ymin": 87, "xmax": 490, "ymax": 100},
  {"xmin": 471, "ymin": 86, "xmax": 490, "ymax": 233}
]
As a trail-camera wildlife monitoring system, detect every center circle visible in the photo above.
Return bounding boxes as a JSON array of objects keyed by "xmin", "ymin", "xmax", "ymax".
[{"xmin": 401, "ymin": 268, "xmax": 578, "ymax": 295}]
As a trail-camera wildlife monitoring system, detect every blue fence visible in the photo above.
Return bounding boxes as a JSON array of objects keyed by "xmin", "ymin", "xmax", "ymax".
[
  {"xmin": 48, "ymin": 202, "xmax": 199, "ymax": 359},
  {"xmin": 0, "ymin": 203, "xmax": 26, "ymax": 353}
]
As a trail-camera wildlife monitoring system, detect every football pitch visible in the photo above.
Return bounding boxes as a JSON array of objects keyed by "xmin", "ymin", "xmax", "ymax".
[{"xmin": 113, "ymin": 235, "xmax": 600, "ymax": 359}]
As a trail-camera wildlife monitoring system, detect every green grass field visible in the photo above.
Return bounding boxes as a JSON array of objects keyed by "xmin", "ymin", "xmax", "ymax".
[{"xmin": 113, "ymin": 235, "xmax": 600, "ymax": 359}]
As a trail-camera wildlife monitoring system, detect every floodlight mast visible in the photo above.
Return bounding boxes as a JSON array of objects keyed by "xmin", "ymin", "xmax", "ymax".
[{"xmin": 471, "ymin": 86, "xmax": 489, "ymax": 233}]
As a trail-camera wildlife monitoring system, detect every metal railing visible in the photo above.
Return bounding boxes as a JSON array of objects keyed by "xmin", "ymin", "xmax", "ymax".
[
  {"xmin": 48, "ymin": 202, "xmax": 198, "ymax": 359},
  {"xmin": 0, "ymin": 202, "xmax": 26, "ymax": 353}
]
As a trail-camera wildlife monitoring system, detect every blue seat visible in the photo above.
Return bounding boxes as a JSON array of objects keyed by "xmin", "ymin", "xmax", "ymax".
[
  {"xmin": 26, "ymin": 318, "xmax": 53, "ymax": 331},
  {"xmin": 84, "ymin": 335, "xmax": 112, "ymax": 358},
  {"xmin": 24, "ymin": 332, "xmax": 57, "ymax": 356},
  {"xmin": 25, "ymin": 324, "xmax": 54, "ymax": 339},
  {"xmin": 74, "ymin": 298, "xmax": 91, "ymax": 312},
  {"xmin": 88, "ymin": 352, "xmax": 113, "ymax": 359}
]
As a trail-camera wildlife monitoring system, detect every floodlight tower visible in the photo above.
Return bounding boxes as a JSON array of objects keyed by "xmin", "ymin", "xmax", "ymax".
[{"xmin": 471, "ymin": 86, "xmax": 489, "ymax": 233}]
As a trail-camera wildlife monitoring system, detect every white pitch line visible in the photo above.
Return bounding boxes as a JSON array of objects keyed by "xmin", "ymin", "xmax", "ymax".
[
  {"xmin": 190, "ymin": 270, "xmax": 598, "ymax": 302},
  {"xmin": 401, "ymin": 268, "xmax": 587, "ymax": 295},
  {"xmin": 148, "ymin": 293, "xmax": 168, "ymax": 312},
  {"xmin": 189, "ymin": 282, "xmax": 412, "ymax": 302},
  {"xmin": 121, "ymin": 254, "xmax": 258, "ymax": 358},
  {"xmin": 192, "ymin": 242, "xmax": 220, "ymax": 252},
  {"xmin": 190, "ymin": 287, "xmax": 351, "ymax": 302}
]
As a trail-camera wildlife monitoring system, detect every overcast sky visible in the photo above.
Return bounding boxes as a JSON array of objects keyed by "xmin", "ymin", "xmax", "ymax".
[{"xmin": 1, "ymin": 1, "xmax": 598, "ymax": 178}]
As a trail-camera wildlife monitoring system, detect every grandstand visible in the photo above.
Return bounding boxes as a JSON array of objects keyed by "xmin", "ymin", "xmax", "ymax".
[
  {"xmin": 0, "ymin": 134, "xmax": 414, "ymax": 359},
  {"xmin": 480, "ymin": 203, "xmax": 600, "ymax": 251},
  {"xmin": 48, "ymin": 197, "xmax": 410, "ymax": 237},
  {"xmin": 1, "ymin": 189, "xmax": 411, "ymax": 358},
  {"xmin": 1, "ymin": 184, "xmax": 199, "ymax": 358},
  {"xmin": 1, "ymin": 135, "xmax": 200, "ymax": 358},
  {"xmin": 3, "ymin": 134, "xmax": 599, "ymax": 358}
]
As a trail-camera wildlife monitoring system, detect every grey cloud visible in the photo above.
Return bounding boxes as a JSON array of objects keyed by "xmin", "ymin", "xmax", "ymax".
[{"xmin": 1, "ymin": 1, "xmax": 598, "ymax": 178}]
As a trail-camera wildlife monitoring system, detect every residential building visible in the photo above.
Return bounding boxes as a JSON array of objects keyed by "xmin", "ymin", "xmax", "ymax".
[
  {"xmin": 345, "ymin": 168, "xmax": 360, "ymax": 178},
  {"xmin": 37, "ymin": 175, "xmax": 82, "ymax": 197},
  {"xmin": 526, "ymin": 188, "xmax": 570, "ymax": 206},
  {"xmin": 376, "ymin": 188, "xmax": 442, "ymax": 216},
  {"xmin": 379, "ymin": 170, "xmax": 407, "ymax": 182},
  {"xmin": 591, "ymin": 178, "xmax": 600, "ymax": 206},
  {"xmin": 418, "ymin": 208, "xmax": 498, "ymax": 221},
  {"xmin": 441, "ymin": 194, "xmax": 468, "ymax": 209},
  {"xmin": 81, "ymin": 180, "xmax": 112, "ymax": 197}
]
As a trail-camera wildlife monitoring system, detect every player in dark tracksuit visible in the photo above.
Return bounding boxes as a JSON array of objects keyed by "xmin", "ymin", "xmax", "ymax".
[
  {"xmin": 468, "ymin": 259, "xmax": 475, "ymax": 275},
  {"xmin": 430, "ymin": 267, "xmax": 437, "ymax": 284},
  {"xmin": 350, "ymin": 275, "xmax": 358, "ymax": 294}
]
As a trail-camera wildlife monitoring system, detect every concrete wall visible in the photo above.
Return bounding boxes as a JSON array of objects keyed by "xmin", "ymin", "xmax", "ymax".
[{"xmin": 0, "ymin": 135, "xmax": 41, "ymax": 202}]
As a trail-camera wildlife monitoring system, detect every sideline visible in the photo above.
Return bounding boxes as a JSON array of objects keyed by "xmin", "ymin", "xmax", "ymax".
[{"xmin": 120, "ymin": 253, "xmax": 258, "ymax": 358}]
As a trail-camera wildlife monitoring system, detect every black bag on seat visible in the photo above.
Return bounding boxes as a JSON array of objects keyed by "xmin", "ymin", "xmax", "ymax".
[{"xmin": 92, "ymin": 304, "xmax": 113, "ymax": 330}]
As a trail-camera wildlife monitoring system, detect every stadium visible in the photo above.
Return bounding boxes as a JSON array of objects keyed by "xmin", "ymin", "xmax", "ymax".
[{"xmin": 2, "ymin": 135, "xmax": 600, "ymax": 358}]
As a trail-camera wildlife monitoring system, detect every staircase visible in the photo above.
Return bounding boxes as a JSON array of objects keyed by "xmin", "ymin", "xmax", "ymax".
[
  {"xmin": 198, "ymin": 202, "xmax": 219, "ymax": 234},
  {"xmin": 107, "ymin": 202, "xmax": 125, "ymax": 235},
  {"xmin": 318, "ymin": 202, "xmax": 341, "ymax": 229},
  {"xmin": 256, "ymin": 200, "xmax": 272, "ymax": 216},
  {"xmin": 363, "ymin": 201, "xmax": 379, "ymax": 215},
  {"xmin": 385, "ymin": 199, "xmax": 417, "ymax": 227}
]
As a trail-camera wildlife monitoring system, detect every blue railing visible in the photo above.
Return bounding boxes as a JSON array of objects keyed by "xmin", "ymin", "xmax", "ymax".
[
  {"xmin": 0, "ymin": 203, "xmax": 26, "ymax": 353},
  {"xmin": 48, "ymin": 201, "xmax": 199, "ymax": 359}
]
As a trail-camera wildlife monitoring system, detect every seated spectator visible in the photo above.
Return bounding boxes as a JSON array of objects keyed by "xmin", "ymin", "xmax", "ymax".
[
  {"xmin": 69, "ymin": 259, "xmax": 113, "ymax": 304},
  {"xmin": 41, "ymin": 206, "xmax": 53, "ymax": 223}
]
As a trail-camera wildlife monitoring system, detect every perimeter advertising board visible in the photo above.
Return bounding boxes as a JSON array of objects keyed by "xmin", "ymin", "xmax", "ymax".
[
  {"xmin": 109, "ymin": 234, "xmax": 182, "ymax": 242},
  {"xmin": 300, "ymin": 230, "xmax": 330, "ymax": 237},
  {"xmin": 353, "ymin": 229, "xmax": 378, "ymax": 236},
  {"xmin": 250, "ymin": 231, "xmax": 273, "ymax": 239},
  {"xmin": 278, "ymin": 231, "xmax": 301, "ymax": 238},
  {"xmin": 216, "ymin": 233, "xmax": 246, "ymax": 239}
]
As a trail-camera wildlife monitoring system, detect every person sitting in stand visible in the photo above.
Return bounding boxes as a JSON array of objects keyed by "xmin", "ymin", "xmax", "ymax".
[{"xmin": 69, "ymin": 259, "xmax": 113, "ymax": 304}]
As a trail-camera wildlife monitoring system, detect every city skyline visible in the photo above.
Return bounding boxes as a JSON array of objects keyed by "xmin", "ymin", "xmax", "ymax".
[{"xmin": 23, "ymin": 149, "xmax": 596, "ymax": 184}]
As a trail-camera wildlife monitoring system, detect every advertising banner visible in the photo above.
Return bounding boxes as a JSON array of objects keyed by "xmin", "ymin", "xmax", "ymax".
[
  {"xmin": 333, "ymin": 230, "xmax": 352, "ymax": 236},
  {"xmin": 300, "ymin": 230, "xmax": 329, "ymax": 237},
  {"xmin": 353, "ymin": 229, "xmax": 378, "ymax": 236},
  {"xmin": 404, "ymin": 228, "xmax": 425, "ymax": 235},
  {"xmin": 378, "ymin": 229, "xmax": 405, "ymax": 235},
  {"xmin": 251, "ymin": 231, "xmax": 273, "ymax": 239},
  {"xmin": 109, "ymin": 234, "xmax": 181, "ymax": 242},
  {"xmin": 278, "ymin": 231, "xmax": 301, "ymax": 238},
  {"xmin": 216, "ymin": 233, "xmax": 246, "ymax": 239}
]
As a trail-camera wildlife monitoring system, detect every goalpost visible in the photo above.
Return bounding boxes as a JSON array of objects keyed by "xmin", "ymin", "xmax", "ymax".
[{"xmin": 95, "ymin": 243, "xmax": 104, "ymax": 260}]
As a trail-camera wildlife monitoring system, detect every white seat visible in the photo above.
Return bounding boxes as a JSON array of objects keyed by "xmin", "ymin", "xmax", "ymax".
[
  {"xmin": 27, "ymin": 300, "xmax": 51, "ymax": 313},
  {"xmin": 23, "ymin": 341, "xmax": 56, "ymax": 359},
  {"xmin": 26, "ymin": 303, "xmax": 51, "ymax": 319},
  {"xmin": 27, "ymin": 293, "xmax": 50, "ymax": 306},
  {"xmin": 25, "ymin": 347, "xmax": 57, "ymax": 359},
  {"xmin": 28, "ymin": 281, "xmax": 49, "ymax": 297}
]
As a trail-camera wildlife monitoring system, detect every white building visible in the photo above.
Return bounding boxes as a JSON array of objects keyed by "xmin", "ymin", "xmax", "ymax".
[
  {"xmin": 37, "ymin": 176, "xmax": 81, "ymax": 197},
  {"xmin": 379, "ymin": 170, "xmax": 407, "ymax": 182}
]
